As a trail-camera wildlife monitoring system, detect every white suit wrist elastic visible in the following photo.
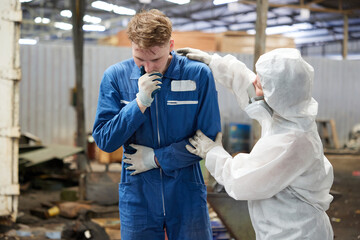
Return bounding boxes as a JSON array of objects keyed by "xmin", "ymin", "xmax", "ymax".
[{"xmin": 208, "ymin": 53, "xmax": 221, "ymax": 70}]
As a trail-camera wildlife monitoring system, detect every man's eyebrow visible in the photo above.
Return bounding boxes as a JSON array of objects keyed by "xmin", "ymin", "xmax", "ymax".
[
  {"xmin": 135, "ymin": 56, "xmax": 161, "ymax": 61},
  {"xmin": 134, "ymin": 56, "xmax": 144, "ymax": 61}
]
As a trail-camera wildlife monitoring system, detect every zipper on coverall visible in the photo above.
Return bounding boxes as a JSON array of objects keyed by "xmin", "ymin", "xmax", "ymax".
[{"xmin": 156, "ymin": 94, "xmax": 166, "ymax": 216}]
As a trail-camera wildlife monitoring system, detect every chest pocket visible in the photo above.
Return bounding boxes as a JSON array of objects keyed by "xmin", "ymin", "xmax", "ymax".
[{"xmin": 166, "ymin": 81, "xmax": 199, "ymax": 141}]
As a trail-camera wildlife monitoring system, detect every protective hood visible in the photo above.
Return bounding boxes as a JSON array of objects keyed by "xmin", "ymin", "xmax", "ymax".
[{"xmin": 255, "ymin": 48, "xmax": 318, "ymax": 128}]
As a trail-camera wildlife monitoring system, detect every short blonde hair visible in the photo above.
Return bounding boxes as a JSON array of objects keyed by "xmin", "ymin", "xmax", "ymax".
[{"xmin": 127, "ymin": 9, "xmax": 172, "ymax": 49}]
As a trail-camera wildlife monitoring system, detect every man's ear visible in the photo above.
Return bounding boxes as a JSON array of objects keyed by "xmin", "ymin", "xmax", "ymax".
[{"xmin": 169, "ymin": 39, "xmax": 174, "ymax": 53}]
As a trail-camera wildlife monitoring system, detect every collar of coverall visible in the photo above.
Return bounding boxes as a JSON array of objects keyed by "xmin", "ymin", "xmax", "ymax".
[{"xmin": 130, "ymin": 51, "xmax": 180, "ymax": 80}]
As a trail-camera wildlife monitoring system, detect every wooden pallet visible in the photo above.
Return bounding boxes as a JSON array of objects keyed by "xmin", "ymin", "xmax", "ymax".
[{"xmin": 316, "ymin": 119, "xmax": 340, "ymax": 149}]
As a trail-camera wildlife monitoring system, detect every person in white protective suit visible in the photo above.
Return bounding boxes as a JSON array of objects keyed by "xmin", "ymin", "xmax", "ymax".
[{"xmin": 177, "ymin": 48, "xmax": 334, "ymax": 239}]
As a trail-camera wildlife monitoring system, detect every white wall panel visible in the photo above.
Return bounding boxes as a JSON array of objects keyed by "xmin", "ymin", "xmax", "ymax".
[
  {"xmin": 301, "ymin": 40, "xmax": 360, "ymax": 59},
  {"xmin": 20, "ymin": 44, "xmax": 131, "ymax": 146},
  {"xmin": 307, "ymin": 57, "xmax": 360, "ymax": 147},
  {"xmin": 20, "ymin": 44, "xmax": 359, "ymax": 147}
]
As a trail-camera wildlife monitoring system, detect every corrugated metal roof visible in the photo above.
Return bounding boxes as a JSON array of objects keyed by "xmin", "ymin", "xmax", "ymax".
[{"xmin": 20, "ymin": 0, "xmax": 360, "ymax": 48}]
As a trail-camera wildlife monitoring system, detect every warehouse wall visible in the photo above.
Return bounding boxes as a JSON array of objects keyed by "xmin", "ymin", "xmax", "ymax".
[
  {"xmin": 306, "ymin": 57, "xmax": 360, "ymax": 147},
  {"xmin": 20, "ymin": 44, "xmax": 132, "ymax": 145},
  {"xmin": 219, "ymin": 52, "xmax": 360, "ymax": 149},
  {"xmin": 20, "ymin": 43, "xmax": 359, "ymax": 148},
  {"xmin": 300, "ymin": 40, "xmax": 360, "ymax": 60}
]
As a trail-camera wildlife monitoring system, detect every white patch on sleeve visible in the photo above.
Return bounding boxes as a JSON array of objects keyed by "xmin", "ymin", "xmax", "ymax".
[
  {"xmin": 120, "ymin": 100, "xmax": 129, "ymax": 104},
  {"xmin": 171, "ymin": 80, "xmax": 196, "ymax": 92}
]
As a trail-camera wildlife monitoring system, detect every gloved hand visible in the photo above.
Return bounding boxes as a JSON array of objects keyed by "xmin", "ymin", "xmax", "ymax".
[
  {"xmin": 186, "ymin": 130, "xmax": 223, "ymax": 159},
  {"xmin": 176, "ymin": 48, "xmax": 212, "ymax": 65},
  {"xmin": 123, "ymin": 144, "xmax": 158, "ymax": 175},
  {"xmin": 137, "ymin": 72, "xmax": 163, "ymax": 107}
]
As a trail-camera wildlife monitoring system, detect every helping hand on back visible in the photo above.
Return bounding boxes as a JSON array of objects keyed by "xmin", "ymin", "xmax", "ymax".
[{"xmin": 177, "ymin": 48, "xmax": 212, "ymax": 65}]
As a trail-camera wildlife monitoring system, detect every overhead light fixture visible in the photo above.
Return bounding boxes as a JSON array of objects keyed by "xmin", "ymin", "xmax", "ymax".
[
  {"xmin": 265, "ymin": 25, "xmax": 293, "ymax": 35},
  {"xmin": 228, "ymin": 2, "xmax": 240, "ymax": 12},
  {"xmin": 300, "ymin": 8, "xmax": 310, "ymax": 19},
  {"xmin": 246, "ymin": 30, "xmax": 255, "ymax": 35},
  {"xmin": 284, "ymin": 29, "xmax": 328, "ymax": 38},
  {"xmin": 213, "ymin": 0, "xmax": 237, "ymax": 5},
  {"xmin": 91, "ymin": 1, "xmax": 136, "ymax": 15},
  {"xmin": 139, "ymin": 0, "xmax": 152, "ymax": 3},
  {"xmin": 166, "ymin": 0, "xmax": 190, "ymax": 5},
  {"xmin": 113, "ymin": 5, "xmax": 136, "ymax": 15},
  {"xmin": 54, "ymin": 22, "xmax": 73, "ymax": 31},
  {"xmin": 91, "ymin": 1, "xmax": 113, "ymax": 11},
  {"xmin": 34, "ymin": 17, "xmax": 41, "ymax": 23},
  {"xmin": 19, "ymin": 38, "xmax": 37, "ymax": 45},
  {"xmin": 60, "ymin": 10, "xmax": 72, "ymax": 18},
  {"xmin": 265, "ymin": 23, "xmax": 313, "ymax": 35},
  {"xmin": 34, "ymin": 17, "xmax": 50, "ymax": 24},
  {"xmin": 247, "ymin": 22, "xmax": 314, "ymax": 36},
  {"xmin": 19, "ymin": 0, "xmax": 33, "ymax": 2},
  {"xmin": 83, "ymin": 15, "xmax": 102, "ymax": 24},
  {"xmin": 246, "ymin": 26, "xmax": 288, "ymax": 35},
  {"xmin": 83, "ymin": 24, "xmax": 106, "ymax": 32},
  {"xmin": 247, "ymin": 25, "xmax": 295, "ymax": 35},
  {"xmin": 42, "ymin": 18, "xmax": 50, "ymax": 24},
  {"xmin": 61, "ymin": 10, "xmax": 102, "ymax": 24}
]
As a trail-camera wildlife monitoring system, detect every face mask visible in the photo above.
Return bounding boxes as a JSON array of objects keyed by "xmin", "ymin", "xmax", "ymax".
[{"xmin": 245, "ymin": 99, "xmax": 273, "ymax": 136}]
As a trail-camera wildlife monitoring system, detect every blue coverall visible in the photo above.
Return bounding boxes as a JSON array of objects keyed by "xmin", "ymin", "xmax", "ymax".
[{"xmin": 93, "ymin": 51, "xmax": 221, "ymax": 240}]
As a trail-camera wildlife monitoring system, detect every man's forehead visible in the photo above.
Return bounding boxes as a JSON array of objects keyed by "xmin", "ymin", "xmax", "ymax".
[
  {"xmin": 134, "ymin": 47, "xmax": 157, "ymax": 55},
  {"xmin": 133, "ymin": 45, "xmax": 168, "ymax": 58}
]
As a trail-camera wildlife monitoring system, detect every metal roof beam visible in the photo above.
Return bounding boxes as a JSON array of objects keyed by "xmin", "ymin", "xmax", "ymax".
[{"xmin": 239, "ymin": 0, "xmax": 360, "ymax": 15}]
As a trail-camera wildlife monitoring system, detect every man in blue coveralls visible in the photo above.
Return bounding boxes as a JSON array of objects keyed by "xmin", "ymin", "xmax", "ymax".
[{"xmin": 93, "ymin": 9, "xmax": 221, "ymax": 240}]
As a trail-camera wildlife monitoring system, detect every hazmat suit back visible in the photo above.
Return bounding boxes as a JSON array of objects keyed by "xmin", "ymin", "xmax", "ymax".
[{"xmin": 207, "ymin": 48, "xmax": 334, "ymax": 239}]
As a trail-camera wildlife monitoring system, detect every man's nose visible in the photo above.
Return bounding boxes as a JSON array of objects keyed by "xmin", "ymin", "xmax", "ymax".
[{"xmin": 144, "ymin": 62, "xmax": 155, "ymax": 73}]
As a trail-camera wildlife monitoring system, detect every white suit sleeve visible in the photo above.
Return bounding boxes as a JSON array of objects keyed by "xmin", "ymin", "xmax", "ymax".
[
  {"xmin": 209, "ymin": 54, "xmax": 256, "ymax": 109},
  {"xmin": 205, "ymin": 132, "xmax": 316, "ymax": 200}
]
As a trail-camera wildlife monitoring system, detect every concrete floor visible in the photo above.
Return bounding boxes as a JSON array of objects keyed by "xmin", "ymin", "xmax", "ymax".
[
  {"xmin": 1, "ymin": 155, "xmax": 359, "ymax": 239},
  {"xmin": 326, "ymin": 154, "xmax": 360, "ymax": 240}
]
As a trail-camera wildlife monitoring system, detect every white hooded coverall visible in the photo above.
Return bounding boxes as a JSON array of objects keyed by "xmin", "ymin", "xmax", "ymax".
[{"xmin": 206, "ymin": 48, "xmax": 334, "ymax": 239}]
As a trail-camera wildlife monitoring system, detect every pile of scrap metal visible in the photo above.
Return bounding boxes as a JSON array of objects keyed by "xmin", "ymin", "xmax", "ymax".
[
  {"xmin": 19, "ymin": 132, "xmax": 84, "ymax": 190},
  {"xmin": 62, "ymin": 218, "xmax": 110, "ymax": 240},
  {"xmin": 12, "ymin": 201, "xmax": 117, "ymax": 239}
]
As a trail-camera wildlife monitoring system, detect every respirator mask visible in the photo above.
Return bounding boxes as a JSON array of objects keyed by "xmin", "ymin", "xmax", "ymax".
[{"xmin": 245, "ymin": 85, "xmax": 273, "ymax": 136}]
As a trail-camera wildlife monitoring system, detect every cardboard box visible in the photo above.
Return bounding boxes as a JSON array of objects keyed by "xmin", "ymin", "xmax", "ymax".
[
  {"xmin": 217, "ymin": 31, "xmax": 295, "ymax": 54},
  {"xmin": 102, "ymin": 30, "xmax": 295, "ymax": 54},
  {"xmin": 95, "ymin": 145, "xmax": 123, "ymax": 164},
  {"xmin": 172, "ymin": 31, "xmax": 218, "ymax": 51}
]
